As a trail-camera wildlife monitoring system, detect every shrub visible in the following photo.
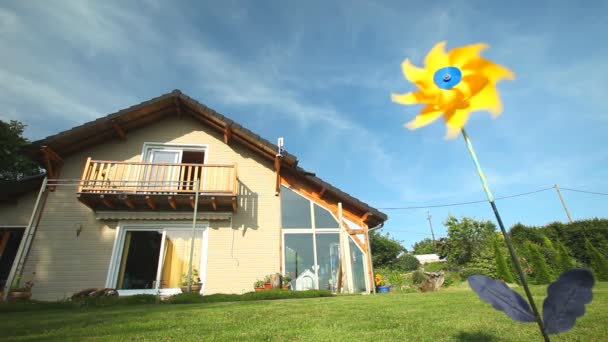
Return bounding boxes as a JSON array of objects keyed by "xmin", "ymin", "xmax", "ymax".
[
  {"xmin": 391, "ymin": 254, "xmax": 420, "ymax": 272},
  {"xmin": 586, "ymin": 239, "xmax": 608, "ymax": 281},
  {"xmin": 494, "ymin": 239, "xmax": 514, "ymax": 283},
  {"xmin": 423, "ymin": 261, "xmax": 447, "ymax": 272},
  {"xmin": 411, "ymin": 270, "xmax": 428, "ymax": 285},
  {"xmin": 443, "ymin": 271, "xmax": 461, "ymax": 288},
  {"xmin": 555, "ymin": 240, "xmax": 575, "ymax": 274},
  {"xmin": 167, "ymin": 289, "xmax": 333, "ymax": 304},
  {"xmin": 459, "ymin": 267, "xmax": 493, "ymax": 279},
  {"xmin": 525, "ymin": 242, "xmax": 552, "ymax": 284}
]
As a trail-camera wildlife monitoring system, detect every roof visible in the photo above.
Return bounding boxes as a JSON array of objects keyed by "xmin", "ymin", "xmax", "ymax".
[{"xmin": 23, "ymin": 90, "xmax": 388, "ymax": 225}]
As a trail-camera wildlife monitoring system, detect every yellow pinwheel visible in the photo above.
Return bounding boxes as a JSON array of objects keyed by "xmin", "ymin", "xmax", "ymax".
[{"xmin": 392, "ymin": 41, "xmax": 514, "ymax": 138}]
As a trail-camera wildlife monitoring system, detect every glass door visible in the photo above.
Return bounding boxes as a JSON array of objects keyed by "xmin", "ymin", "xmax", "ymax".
[
  {"xmin": 143, "ymin": 149, "xmax": 182, "ymax": 192},
  {"xmin": 113, "ymin": 226, "xmax": 206, "ymax": 295}
]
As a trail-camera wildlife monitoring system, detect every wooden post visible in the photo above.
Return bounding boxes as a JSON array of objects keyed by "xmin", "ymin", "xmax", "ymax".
[
  {"xmin": 79, "ymin": 157, "xmax": 92, "ymax": 192},
  {"xmin": 187, "ymin": 179, "xmax": 200, "ymax": 293},
  {"xmin": 554, "ymin": 184, "xmax": 573, "ymax": 223}
]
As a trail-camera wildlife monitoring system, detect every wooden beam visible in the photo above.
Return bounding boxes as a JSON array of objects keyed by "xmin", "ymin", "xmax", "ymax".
[
  {"xmin": 41, "ymin": 145, "xmax": 63, "ymax": 162},
  {"xmin": 189, "ymin": 196, "xmax": 196, "ymax": 209},
  {"xmin": 111, "ymin": 120, "xmax": 127, "ymax": 140},
  {"xmin": 0, "ymin": 231, "xmax": 10, "ymax": 259},
  {"xmin": 40, "ymin": 146, "xmax": 63, "ymax": 191},
  {"xmin": 145, "ymin": 196, "xmax": 157, "ymax": 210},
  {"xmin": 122, "ymin": 195, "xmax": 135, "ymax": 210},
  {"xmin": 274, "ymin": 156, "xmax": 282, "ymax": 196},
  {"xmin": 211, "ymin": 196, "xmax": 217, "ymax": 211},
  {"xmin": 99, "ymin": 195, "xmax": 115, "ymax": 209},
  {"xmin": 224, "ymin": 126, "xmax": 232, "ymax": 144},
  {"xmin": 361, "ymin": 212, "xmax": 373, "ymax": 224},
  {"xmin": 231, "ymin": 197, "xmax": 237, "ymax": 212},
  {"xmin": 77, "ymin": 194, "xmax": 94, "ymax": 208},
  {"xmin": 319, "ymin": 187, "xmax": 327, "ymax": 199},
  {"xmin": 174, "ymin": 98, "xmax": 182, "ymax": 117},
  {"xmin": 168, "ymin": 196, "xmax": 177, "ymax": 210},
  {"xmin": 351, "ymin": 234, "xmax": 366, "ymax": 252}
]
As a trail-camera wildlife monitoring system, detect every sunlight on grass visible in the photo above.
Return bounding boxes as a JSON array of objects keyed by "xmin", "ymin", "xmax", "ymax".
[{"xmin": 1, "ymin": 283, "xmax": 606, "ymax": 341}]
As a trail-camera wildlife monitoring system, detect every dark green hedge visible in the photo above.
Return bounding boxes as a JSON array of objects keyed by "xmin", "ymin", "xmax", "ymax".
[{"xmin": 510, "ymin": 219, "xmax": 608, "ymax": 265}]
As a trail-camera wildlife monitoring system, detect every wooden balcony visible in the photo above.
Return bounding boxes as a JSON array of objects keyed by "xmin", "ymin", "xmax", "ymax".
[{"xmin": 76, "ymin": 159, "xmax": 238, "ymax": 212}]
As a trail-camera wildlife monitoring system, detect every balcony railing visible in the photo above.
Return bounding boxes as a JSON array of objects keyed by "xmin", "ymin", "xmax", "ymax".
[{"xmin": 76, "ymin": 159, "xmax": 238, "ymax": 211}]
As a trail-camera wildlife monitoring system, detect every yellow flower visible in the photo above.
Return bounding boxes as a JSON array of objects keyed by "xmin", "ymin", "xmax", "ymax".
[{"xmin": 391, "ymin": 41, "xmax": 515, "ymax": 138}]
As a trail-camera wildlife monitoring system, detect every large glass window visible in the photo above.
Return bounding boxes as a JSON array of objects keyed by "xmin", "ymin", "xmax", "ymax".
[
  {"xmin": 350, "ymin": 238, "xmax": 367, "ymax": 293},
  {"xmin": 284, "ymin": 234, "xmax": 315, "ymax": 290},
  {"xmin": 281, "ymin": 186, "xmax": 312, "ymax": 228},
  {"xmin": 314, "ymin": 204, "xmax": 339, "ymax": 228},
  {"xmin": 315, "ymin": 233, "xmax": 340, "ymax": 292},
  {"xmin": 282, "ymin": 186, "xmax": 341, "ymax": 292}
]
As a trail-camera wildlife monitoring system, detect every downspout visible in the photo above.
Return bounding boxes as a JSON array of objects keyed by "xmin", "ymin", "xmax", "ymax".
[
  {"xmin": 364, "ymin": 222, "xmax": 383, "ymax": 294},
  {"xmin": 3, "ymin": 177, "xmax": 49, "ymax": 301}
]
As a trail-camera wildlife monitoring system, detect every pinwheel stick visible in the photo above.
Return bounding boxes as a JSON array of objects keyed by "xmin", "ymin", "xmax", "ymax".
[{"xmin": 461, "ymin": 128, "xmax": 551, "ymax": 342}]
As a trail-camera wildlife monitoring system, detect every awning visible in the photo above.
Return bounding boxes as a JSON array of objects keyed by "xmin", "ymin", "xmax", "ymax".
[{"xmin": 95, "ymin": 211, "xmax": 232, "ymax": 221}]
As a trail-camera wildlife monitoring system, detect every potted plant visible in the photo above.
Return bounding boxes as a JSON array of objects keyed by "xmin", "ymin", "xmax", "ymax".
[
  {"xmin": 9, "ymin": 274, "xmax": 34, "ymax": 301},
  {"xmin": 375, "ymin": 274, "xmax": 391, "ymax": 293},
  {"xmin": 281, "ymin": 275, "xmax": 291, "ymax": 290},
  {"xmin": 263, "ymin": 275, "xmax": 272, "ymax": 290},
  {"xmin": 254, "ymin": 279, "xmax": 265, "ymax": 292},
  {"xmin": 180, "ymin": 269, "xmax": 203, "ymax": 293}
]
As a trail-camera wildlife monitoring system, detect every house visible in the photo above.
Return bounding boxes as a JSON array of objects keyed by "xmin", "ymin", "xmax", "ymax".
[
  {"xmin": 0, "ymin": 90, "xmax": 387, "ymax": 300},
  {"xmin": 415, "ymin": 254, "xmax": 444, "ymax": 265}
]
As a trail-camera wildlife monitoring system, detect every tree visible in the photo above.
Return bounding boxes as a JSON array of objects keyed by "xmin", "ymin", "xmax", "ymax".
[
  {"xmin": 494, "ymin": 238, "xmax": 514, "ymax": 283},
  {"xmin": 0, "ymin": 120, "xmax": 39, "ymax": 181},
  {"xmin": 392, "ymin": 254, "xmax": 420, "ymax": 272},
  {"xmin": 585, "ymin": 239, "xmax": 608, "ymax": 281},
  {"xmin": 438, "ymin": 216, "xmax": 496, "ymax": 266},
  {"xmin": 555, "ymin": 240, "xmax": 574, "ymax": 274},
  {"xmin": 412, "ymin": 238, "xmax": 436, "ymax": 254},
  {"xmin": 369, "ymin": 231, "xmax": 407, "ymax": 268},
  {"xmin": 524, "ymin": 241, "xmax": 552, "ymax": 284}
]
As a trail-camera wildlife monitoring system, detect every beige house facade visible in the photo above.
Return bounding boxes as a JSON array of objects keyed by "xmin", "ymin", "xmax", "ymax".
[{"xmin": 0, "ymin": 90, "xmax": 387, "ymax": 301}]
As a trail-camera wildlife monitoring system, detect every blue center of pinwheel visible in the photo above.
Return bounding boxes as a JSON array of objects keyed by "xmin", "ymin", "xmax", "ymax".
[{"xmin": 433, "ymin": 66, "xmax": 462, "ymax": 89}]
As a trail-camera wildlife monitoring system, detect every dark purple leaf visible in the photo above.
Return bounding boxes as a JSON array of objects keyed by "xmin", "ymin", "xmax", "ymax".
[
  {"xmin": 468, "ymin": 275, "xmax": 536, "ymax": 322},
  {"xmin": 543, "ymin": 269, "xmax": 594, "ymax": 335}
]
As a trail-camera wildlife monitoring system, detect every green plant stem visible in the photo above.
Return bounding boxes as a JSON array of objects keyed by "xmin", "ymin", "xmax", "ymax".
[{"xmin": 461, "ymin": 128, "xmax": 550, "ymax": 342}]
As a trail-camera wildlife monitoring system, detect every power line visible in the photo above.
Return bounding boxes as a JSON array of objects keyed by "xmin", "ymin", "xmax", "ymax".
[
  {"xmin": 560, "ymin": 187, "xmax": 608, "ymax": 196},
  {"xmin": 379, "ymin": 186, "xmax": 555, "ymax": 210}
]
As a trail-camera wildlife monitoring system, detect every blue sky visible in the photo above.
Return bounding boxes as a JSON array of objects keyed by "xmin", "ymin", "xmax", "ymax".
[{"xmin": 1, "ymin": 0, "xmax": 607, "ymax": 249}]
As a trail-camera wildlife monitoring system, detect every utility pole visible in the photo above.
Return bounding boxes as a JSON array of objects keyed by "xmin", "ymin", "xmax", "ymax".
[
  {"xmin": 426, "ymin": 211, "xmax": 436, "ymax": 244},
  {"xmin": 554, "ymin": 184, "xmax": 573, "ymax": 223}
]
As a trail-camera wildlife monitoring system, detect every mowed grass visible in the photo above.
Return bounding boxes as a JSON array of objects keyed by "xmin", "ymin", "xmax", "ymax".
[{"xmin": 1, "ymin": 283, "xmax": 606, "ymax": 341}]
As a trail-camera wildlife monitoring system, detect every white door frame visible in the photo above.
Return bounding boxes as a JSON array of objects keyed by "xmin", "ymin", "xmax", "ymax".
[{"xmin": 106, "ymin": 221, "xmax": 209, "ymax": 296}]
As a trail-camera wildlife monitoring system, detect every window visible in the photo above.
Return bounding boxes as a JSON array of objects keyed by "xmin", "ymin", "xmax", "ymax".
[
  {"xmin": 139, "ymin": 143, "xmax": 208, "ymax": 192},
  {"xmin": 108, "ymin": 223, "xmax": 208, "ymax": 295},
  {"xmin": 281, "ymin": 186, "xmax": 341, "ymax": 292}
]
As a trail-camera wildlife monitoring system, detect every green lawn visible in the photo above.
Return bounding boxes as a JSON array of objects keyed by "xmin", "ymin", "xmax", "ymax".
[{"xmin": 1, "ymin": 283, "xmax": 606, "ymax": 341}]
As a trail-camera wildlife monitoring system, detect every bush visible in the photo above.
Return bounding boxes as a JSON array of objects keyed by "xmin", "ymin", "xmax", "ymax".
[
  {"xmin": 443, "ymin": 271, "xmax": 461, "ymax": 288},
  {"xmin": 525, "ymin": 242, "xmax": 552, "ymax": 284},
  {"xmin": 556, "ymin": 240, "xmax": 575, "ymax": 274},
  {"xmin": 391, "ymin": 254, "xmax": 420, "ymax": 272},
  {"xmin": 422, "ymin": 262, "xmax": 447, "ymax": 272},
  {"xmin": 459, "ymin": 267, "xmax": 493, "ymax": 279},
  {"xmin": 586, "ymin": 239, "xmax": 608, "ymax": 281},
  {"xmin": 374, "ymin": 268, "xmax": 418, "ymax": 293},
  {"xmin": 167, "ymin": 289, "xmax": 333, "ymax": 304},
  {"xmin": 411, "ymin": 270, "xmax": 428, "ymax": 285},
  {"xmin": 494, "ymin": 239, "xmax": 514, "ymax": 283}
]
